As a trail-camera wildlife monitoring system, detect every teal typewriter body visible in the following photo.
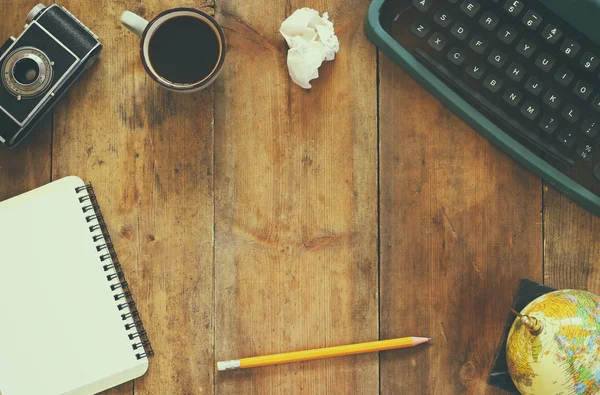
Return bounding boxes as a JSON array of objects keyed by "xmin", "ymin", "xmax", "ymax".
[{"xmin": 366, "ymin": 0, "xmax": 600, "ymax": 215}]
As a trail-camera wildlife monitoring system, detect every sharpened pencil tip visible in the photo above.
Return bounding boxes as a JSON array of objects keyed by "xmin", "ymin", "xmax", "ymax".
[
  {"xmin": 428, "ymin": 338, "xmax": 434, "ymax": 341},
  {"xmin": 412, "ymin": 337, "xmax": 434, "ymax": 346}
]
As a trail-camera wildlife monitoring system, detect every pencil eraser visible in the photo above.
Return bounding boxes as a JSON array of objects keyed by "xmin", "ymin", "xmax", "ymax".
[{"xmin": 217, "ymin": 360, "xmax": 241, "ymax": 371}]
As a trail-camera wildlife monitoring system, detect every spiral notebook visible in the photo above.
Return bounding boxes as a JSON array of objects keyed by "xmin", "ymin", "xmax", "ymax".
[{"xmin": 0, "ymin": 176, "xmax": 153, "ymax": 395}]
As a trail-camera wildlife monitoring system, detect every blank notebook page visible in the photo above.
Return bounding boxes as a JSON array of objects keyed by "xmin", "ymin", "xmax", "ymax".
[{"xmin": 0, "ymin": 176, "xmax": 148, "ymax": 395}]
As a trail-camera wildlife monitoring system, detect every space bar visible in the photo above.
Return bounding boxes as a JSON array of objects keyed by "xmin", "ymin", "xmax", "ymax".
[{"xmin": 414, "ymin": 48, "xmax": 575, "ymax": 167}]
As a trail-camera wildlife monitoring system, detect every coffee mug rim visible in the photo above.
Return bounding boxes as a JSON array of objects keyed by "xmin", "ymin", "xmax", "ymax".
[{"xmin": 139, "ymin": 7, "xmax": 226, "ymax": 91}]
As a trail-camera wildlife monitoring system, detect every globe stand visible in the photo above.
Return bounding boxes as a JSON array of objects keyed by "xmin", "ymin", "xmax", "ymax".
[{"xmin": 488, "ymin": 279, "xmax": 555, "ymax": 393}]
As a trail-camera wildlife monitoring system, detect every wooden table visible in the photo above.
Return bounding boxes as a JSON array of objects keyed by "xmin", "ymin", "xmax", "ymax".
[{"xmin": 1, "ymin": 0, "xmax": 599, "ymax": 393}]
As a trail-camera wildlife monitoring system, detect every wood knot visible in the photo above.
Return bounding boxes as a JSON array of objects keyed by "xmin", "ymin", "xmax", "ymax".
[
  {"xmin": 146, "ymin": 234, "xmax": 155, "ymax": 242},
  {"xmin": 302, "ymin": 233, "xmax": 344, "ymax": 251},
  {"xmin": 120, "ymin": 225, "xmax": 132, "ymax": 240},
  {"xmin": 459, "ymin": 361, "xmax": 477, "ymax": 385},
  {"xmin": 302, "ymin": 154, "xmax": 313, "ymax": 166}
]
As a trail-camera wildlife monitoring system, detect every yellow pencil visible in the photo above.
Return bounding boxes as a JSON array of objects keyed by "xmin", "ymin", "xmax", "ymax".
[{"xmin": 217, "ymin": 337, "xmax": 432, "ymax": 371}]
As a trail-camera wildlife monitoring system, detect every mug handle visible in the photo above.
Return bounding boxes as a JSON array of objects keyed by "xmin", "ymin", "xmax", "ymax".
[{"xmin": 121, "ymin": 11, "xmax": 148, "ymax": 37}]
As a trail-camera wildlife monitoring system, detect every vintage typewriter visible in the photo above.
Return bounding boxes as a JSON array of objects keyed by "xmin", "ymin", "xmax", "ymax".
[{"xmin": 366, "ymin": 0, "xmax": 600, "ymax": 215}]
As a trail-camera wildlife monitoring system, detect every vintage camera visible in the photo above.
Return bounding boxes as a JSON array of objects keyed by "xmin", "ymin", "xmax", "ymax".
[{"xmin": 0, "ymin": 4, "xmax": 101, "ymax": 148}]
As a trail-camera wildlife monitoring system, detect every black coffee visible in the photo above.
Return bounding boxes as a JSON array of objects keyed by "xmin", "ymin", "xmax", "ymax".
[{"xmin": 148, "ymin": 16, "xmax": 220, "ymax": 84}]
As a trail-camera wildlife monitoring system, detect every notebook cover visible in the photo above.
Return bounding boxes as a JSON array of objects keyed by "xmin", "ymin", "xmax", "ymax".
[
  {"xmin": 487, "ymin": 279, "xmax": 556, "ymax": 393},
  {"xmin": 0, "ymin": 177, "xmax": 152, "ymax": 395}
]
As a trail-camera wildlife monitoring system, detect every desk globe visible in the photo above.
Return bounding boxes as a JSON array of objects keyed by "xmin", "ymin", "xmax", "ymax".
[{"xmin": 506, "ymin": 289, "xmax": 600, "ymax": 394}]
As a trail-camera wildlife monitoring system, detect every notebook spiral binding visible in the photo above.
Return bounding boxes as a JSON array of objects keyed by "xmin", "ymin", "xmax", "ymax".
[{"xmin": 75, "ymin": 183, "xmax": 154, "ymax": 360}]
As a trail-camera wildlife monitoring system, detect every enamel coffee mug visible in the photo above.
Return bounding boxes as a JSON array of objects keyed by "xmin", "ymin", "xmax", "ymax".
[{"xmin": 121, "ymin": 8, "xmax": 226, "ymax": 92}]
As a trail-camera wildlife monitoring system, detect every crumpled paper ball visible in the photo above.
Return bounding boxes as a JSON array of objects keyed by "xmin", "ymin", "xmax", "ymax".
[{"xmin": 280, "ymin": 8, "xmax": 340, "ymax": 89}]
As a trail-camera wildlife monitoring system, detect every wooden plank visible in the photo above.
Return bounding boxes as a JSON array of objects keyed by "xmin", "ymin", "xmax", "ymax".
[
  {"xmin": 51, "ymin": 1, "xmax": 214, "ymax": 394},
  {"xmin": 0, "ymin": 0, "xmax": 52, "ymax": 200},
  {"xmin": 543, "ymin": 189, "xmax": 600, "ymax": 293},
  {"xmin": 214, "ymin": 1, "xmax": 378, "ymax": 393},
  {"xmin": 378, "ymin": 59, "xmax": 543, "ymax": 393}
]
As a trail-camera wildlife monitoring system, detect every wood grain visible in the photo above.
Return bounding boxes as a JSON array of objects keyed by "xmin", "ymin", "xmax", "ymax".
[
  {"xmin": 3, "ymin": 0, "xmax": 599, "ymax": 393},
  {"xmin": 0, "ymin": 0, "xmax": 52, "ymax": 201},
  {"xmin": 378, "ymin": 59, "xmax": 543, "ymax": 394},
  {"xmin": 51, "ymin": 0, "xmax": 214, "ymax": 394},
  {"xmin": 213, "ymin": 0, "xmax": 378, "ymax": 393},
  {"xmin": 543, "ymin": 188, "xmax": 600, "ymax": 294}
]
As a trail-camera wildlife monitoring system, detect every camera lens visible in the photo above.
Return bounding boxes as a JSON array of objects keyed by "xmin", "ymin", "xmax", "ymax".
[
  {"xmin": 2, "ymin": 47, "xmax": 52, "ymax": 99},
  {"xmin": 12, "ymin": 58, "xmax": 40, "ymax": 85}
]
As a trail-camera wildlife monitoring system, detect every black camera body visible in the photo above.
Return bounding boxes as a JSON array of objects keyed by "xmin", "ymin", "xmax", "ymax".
[{"xmin": 0, "ymin": 4, "xmax": 101, "ymax": 148}]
